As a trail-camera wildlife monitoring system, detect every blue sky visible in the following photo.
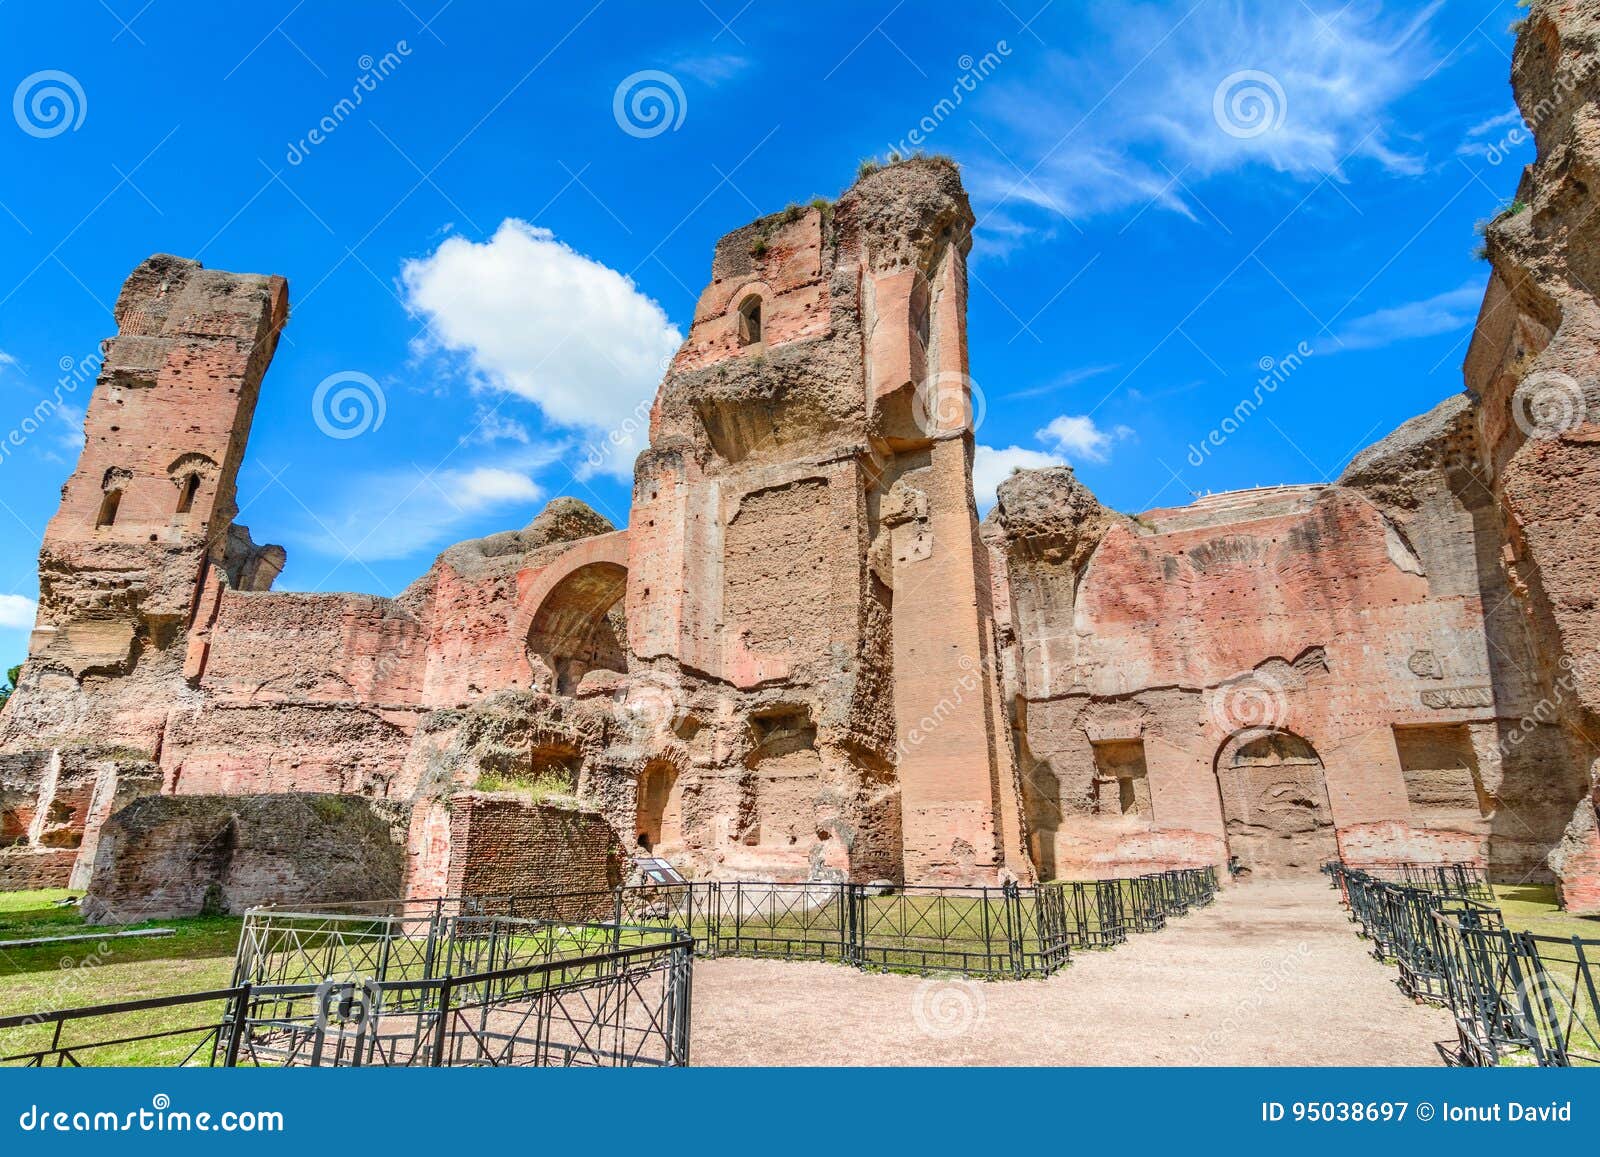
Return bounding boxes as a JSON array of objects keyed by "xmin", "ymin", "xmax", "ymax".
[{"xmin": 0, "ymin": 0, "xmax": 1533, "ymax": 667}]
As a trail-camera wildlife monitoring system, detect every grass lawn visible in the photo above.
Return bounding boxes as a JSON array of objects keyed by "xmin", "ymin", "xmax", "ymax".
[
  {"xmin": 1487, "ymin": 885, "xmax": 1599, "ymax": 1067},
  {"xmin": 1492, "ymin": 884, "xmax": 1600, "ymax": 942},
  {"xmin": 0, "ymin": 889, "xmax": 242, "ymax": 1066}
]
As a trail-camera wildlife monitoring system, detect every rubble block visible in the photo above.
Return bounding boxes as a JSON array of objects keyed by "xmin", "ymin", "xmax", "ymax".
[
  {"xmin": 443, "ymin": 793, "xmax": 626, "ymax": 915},
  {"xmin": 80, "ymin": 793, "xmax": 408, "ymax": 923}
]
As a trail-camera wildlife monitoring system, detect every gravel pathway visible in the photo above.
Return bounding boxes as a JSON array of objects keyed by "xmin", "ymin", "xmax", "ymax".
[{"xmin": 690, "ymin": 875, "xmax": 1453, "ymax": 1065}]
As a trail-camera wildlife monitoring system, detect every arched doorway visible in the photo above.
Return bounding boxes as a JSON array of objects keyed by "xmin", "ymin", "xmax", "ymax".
[
  {"xmin": 1214, "ymin": 729, "xmax": 1335, "ymax": 875},
  {"xmin": 526, "ymin": 561, "xmax": 628, "ymax": 695},
  {"xmin": 636, "ymin": 760, "xmax": 683, "ymax": 854}
]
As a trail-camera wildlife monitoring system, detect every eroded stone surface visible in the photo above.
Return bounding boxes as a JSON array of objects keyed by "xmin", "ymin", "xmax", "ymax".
[
  {"xmin": 5, "ymin": 8, "xmax": 1599, "ymax": 908},
  {"xmin": 81, "ymin": 793, "xmax": 408, "ymax": 923}
]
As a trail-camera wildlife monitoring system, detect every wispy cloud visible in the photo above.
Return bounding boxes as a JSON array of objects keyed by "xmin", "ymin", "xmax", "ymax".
[
  {"xmin": 1007, "ymin": 363, "xmax": 1119, "ymax": 399},
  {"xmin": 967, "ymin": 1, "xmax": 1442, "ymax": 225},
  {"xmin": 288, "ymin": 445, "xmax": 569, "ymax": 564},
  {"xmin": 671, "ymin": 53, "xmax": 751, "ymax": 86},
  {"xmin": 1331, "ymin": 280, "xmax": 1485, "ymax": 351},
  {"xmin": 466, "ymin": 404, "xmax": 530, "ymax": 445},
  {"xmin": 1456, "ymin": 107, "xmax": 1527, "ymax": 159}
]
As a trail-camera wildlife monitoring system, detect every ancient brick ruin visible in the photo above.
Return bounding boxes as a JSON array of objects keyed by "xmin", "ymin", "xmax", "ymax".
[{"xmin": 2, "ymin": 4, "xmax": 1597, "ymax": 915}]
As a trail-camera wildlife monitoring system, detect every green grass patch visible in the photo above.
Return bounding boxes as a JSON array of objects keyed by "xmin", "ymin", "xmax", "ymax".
[
  {"xmin": 0, "ymin": 890, "xmax": 243, "ymax": 1067},
  {"xmin": 1492, "ymin": 884, "xmax": 1600, "ymax": 942}
]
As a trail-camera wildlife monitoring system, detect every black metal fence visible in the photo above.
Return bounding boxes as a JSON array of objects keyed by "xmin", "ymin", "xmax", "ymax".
[
  {"xmin": 0, "ymin": 912, "xmax": 694, "ymax": 1069},
  {"xmin": 453, "ymin": 867, "xmax": 1215, "ymax": 979},
  {"xmin": 1, "ymin": 866, "xmax": 1222, "ymax": 1067},
  {"xmin": 1329, "ymin": 862, "xmax": 1598, "ymax": 1067}
]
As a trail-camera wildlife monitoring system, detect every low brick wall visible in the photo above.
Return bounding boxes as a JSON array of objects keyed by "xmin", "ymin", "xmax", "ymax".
[
  {"xmin": 0, "ymin": 848, "xmax": 77, "ymax": 890},
  {"xmin": 445, "ymin": 793, "xmax": 625, "ymax": 919},
  {"xmin": 81, "ymin": 793, "xmax": 410, "ymax": 923}
]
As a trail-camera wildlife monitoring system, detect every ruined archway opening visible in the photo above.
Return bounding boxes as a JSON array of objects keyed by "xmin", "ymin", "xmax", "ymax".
[
  {"xmin": 526, "ymin": 561, "xmax": 629, "ymax": 696},
  {"xmin": 176, "ymin": 473, "xmax": 201, "ymax": 515},
  {"xmin": 636, "ymin": 759, "xmax": 683, "ymax": 854},
  {"xmin": 1214, "ymin": 728, "xmax": 1335, "ymax": 877},
  {"xmin": 737, "ymin": 293, "xmax": 762, "ymax": 347},
  {"xmin": 95, "ymin": 489, "xmax": 123, "ymax": 528}
]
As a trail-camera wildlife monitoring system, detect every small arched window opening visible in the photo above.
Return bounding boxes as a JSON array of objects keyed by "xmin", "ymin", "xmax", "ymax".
[
  {"xmin": 737, "ymin": 294, "xmax": 763, "ymax": 346},
  {"xmin": 176, "ymin": 473, "xmax": 201, "ymax": 515},
  {"xmin": 910, "ymin": 279, "xmax": 931, "ymax": 351},
  {"xmin": 96, "ymin": 489, "xmax": 123, "ymax": 528}
]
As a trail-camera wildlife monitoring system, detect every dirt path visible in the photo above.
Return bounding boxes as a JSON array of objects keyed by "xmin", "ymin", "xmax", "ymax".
[{"xmin": 690, "ymin": 875, "xmax": 1453, "ymax": 1065}]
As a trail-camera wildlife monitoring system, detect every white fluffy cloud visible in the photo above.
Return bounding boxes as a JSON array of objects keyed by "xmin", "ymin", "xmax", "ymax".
[
  {"xmin": 975, "ymin": 413, "xmax": 1134, "ymax": 510},
  {"xmin": 968, "ymin": 1, "xmax": 1442, "ymax": 223},
  {"xmin": 1037, "ymin": 414, "xmax": 1133, "ymax": 462},
  {"xmin": 973, "ymin": 445, "xmax": 1069, "ymax": 511},
  {"xmin": 401, "ymin": 219, "xmax": 681, "ymax": 478},
  {"xmin": 0, "ymin": 594, "xmax": 37, "ymax": 630}
]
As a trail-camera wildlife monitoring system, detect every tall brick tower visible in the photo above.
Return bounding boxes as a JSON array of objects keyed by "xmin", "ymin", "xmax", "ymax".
[
  {"xmin": 0, "ymin": 255, "xmax": 288, "ymax": 887},
  {"xmin": 628, "ymin": 158, "xmax": 1027, "ymax": 883}
]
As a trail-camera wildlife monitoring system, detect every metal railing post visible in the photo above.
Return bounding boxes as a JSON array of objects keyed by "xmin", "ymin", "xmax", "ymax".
[
  {"xmin": 430, "ymin": 979, "xmax": 452, "ymax": 1068},
  {"xmin": 222, "ymin": 985, "xmax": 250, "ymax": 1068}
]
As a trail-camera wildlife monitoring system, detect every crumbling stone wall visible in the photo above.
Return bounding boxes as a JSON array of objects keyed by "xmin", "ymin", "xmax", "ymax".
[
  {"xmin": 0, "ymin": 255, "xmax": 287, "ymax": 890},
  {"xmin": 1455, "ymin": 0, "xmax": 1600, "ymax": 912},
  {"xmin": 9, "ymin": 22, "xmax": 1600, "ymax": 909},
  {"xmin": 81, "ymin": 793, "xmax": 408, "ymax": 923}
]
